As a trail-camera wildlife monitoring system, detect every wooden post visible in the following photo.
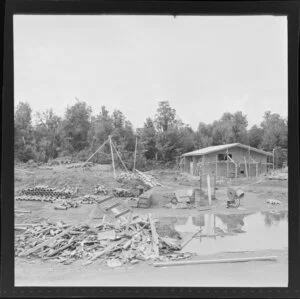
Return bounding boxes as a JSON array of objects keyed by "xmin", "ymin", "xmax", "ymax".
[
  {"xmin": 109, "ymin": 136, "xmax": 116, "ymax": 178},
  {"xmin": 226, "ymin": 149, "xmax": 229, "ymax": 178},
  {"xmin": 133, "ymin": 136, "xmax": 138, "ymax": 171},
  {"xmin": 215, "ymin": 155, "xmax": 218, "ymax": 178},
  {"xmin": 207, "ymin": 174, "xmax": 212, "ymax": 206},
  {"xmin": 273, "ymin": 148, "xmax": 275, "ymax": 171},
  {"xmin": 153, "ymin": 256, "xmax": 278, "ymax": 267},
  {"xmin": 111, "ymin": 141, "xmax": 129, "ymax": 172},
  {"xmin": 213, "ymin": 175, "xmax": 216, "ymax": 200},
  {"xmin": 244, "ymin": 156, "xmax": 248, "ymax": 178}
]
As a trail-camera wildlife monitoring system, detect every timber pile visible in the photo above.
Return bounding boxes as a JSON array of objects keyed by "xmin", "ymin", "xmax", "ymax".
[
  {"xmin": 21, "ymin": 186, "xmax": 74, "ymax": 199},
  {"xmin": 15, "ymin": 214, "xmax": 192, "ymax": 266},
  {"xmin": 94, "ymin": 185, "xmax": 109, "ymax": 195},
  {"xmin": 117, "ymin": 170, "xmax": 162, "ymax": 189}
]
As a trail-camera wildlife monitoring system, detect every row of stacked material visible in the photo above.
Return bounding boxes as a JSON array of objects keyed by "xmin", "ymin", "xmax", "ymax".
[
  {"xmin": 21, "ymin": 185, "xmax": 73, "ymax": 198},
  {"xmin": 15, "ymin": 195, "xmax": 55, "ymax": 203}
]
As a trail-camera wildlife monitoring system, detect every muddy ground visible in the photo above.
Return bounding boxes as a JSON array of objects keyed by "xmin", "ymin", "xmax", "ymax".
[{"xmin": 14, "ymin": 165, "xmax": 288, "ymax": 287}]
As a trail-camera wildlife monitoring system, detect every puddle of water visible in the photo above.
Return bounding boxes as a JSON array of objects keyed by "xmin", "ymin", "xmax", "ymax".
[{"xmin": 160, "ymin": 211, "xmax": 288, "ymax": 255}]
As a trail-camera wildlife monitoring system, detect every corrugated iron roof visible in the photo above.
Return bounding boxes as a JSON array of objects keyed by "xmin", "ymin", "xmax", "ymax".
[{"xmin": 182, "ymin": 143, "xmax": 273, "ymax": 157}]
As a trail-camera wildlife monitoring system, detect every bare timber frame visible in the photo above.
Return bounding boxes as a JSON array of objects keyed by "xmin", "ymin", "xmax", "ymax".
[{"xmin": 182, "ymin": 143, "xmax": 273, "ymax": 179}]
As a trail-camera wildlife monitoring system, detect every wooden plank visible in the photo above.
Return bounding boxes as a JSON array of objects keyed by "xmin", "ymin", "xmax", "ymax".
[
  {"xmin": 244, "ymin": 156, "xmax": 248, "ymax": 177},
  {"xmin": 115, "ymin": 209, "xmax": 131, "ymax": 218},
  {"xmin": 81, "ymin": 138, "xmax": 109, "ymax": 167},
  {"xmin": 19, "ymin": 225, "xmax": 75, "ymax": 257},
  {"xmin": 133, "ymin": 136, "xmax": 138, "ymax": 171},
  {"xmin": 96, "ymin": 195, "xmax": 114, "ymax": 205},
  {"xmin": 149, "ymin": 213, "xmax": 159, "ymax": 258},
  {"xmin": 105, "ymin": 202, "xmax": 121, "ymax": 211},
  {"xmin": 15, "ymin": 210, "xmax": 31, "ymax": 213},
  {"xmin": 111, "ymin": 141, "xmax": 129, "ymax": 172},
  {"xmin": 153, "ymin": 256, "xmax": 278, "ymax": 267},
  {"xmin": 109, "ymin": 136, "xmax": 116, "ymax": 178}
]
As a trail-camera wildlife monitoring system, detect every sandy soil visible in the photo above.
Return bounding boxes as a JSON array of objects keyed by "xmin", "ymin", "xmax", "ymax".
[{"xmin": 14, "ymin": 165, "xmax": 288, "ymax": 287}]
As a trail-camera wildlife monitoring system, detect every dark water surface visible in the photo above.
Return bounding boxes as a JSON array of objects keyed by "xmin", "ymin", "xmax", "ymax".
[{"xmin": 159, "ymin": 211, "xmax": 288, "ymax": 255}]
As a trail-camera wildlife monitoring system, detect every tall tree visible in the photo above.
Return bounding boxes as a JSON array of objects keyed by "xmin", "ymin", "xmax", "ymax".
[
  {"xmin": 248, "ymin": 125, "xmax": 264, "ymax": 148},
  {"xmin": 14, "ymin": 102, "xmax": 35, "ymax": 161},
  {"xmin": 140, "ymin": 118, "xmax": 158, "ymax": 160},
  {"xmin": 260, "ymin": 111, "xmax": 287, "ymax": 151},
  {"xmin": 63, "ymin": 100, "xmax": 92, "ymax": 152},
  {"xmin": 154, "ymin": 101, "xmax": 176, "ymax": 133},
  {"xmin": 34, "ymin": 109, "xmax": 62, "ymax": 161}
]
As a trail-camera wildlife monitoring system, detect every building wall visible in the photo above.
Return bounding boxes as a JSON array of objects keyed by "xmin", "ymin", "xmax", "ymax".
[{"xmin": 183, "ymin": 146, "xmax": 269, "ymax": 177}]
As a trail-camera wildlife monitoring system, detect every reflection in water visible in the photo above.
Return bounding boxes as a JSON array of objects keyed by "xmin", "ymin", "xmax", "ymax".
[
  {"xmin": 159, "ymin": 211, "xmax": 288, "ymax": 256},
  {"xmin": 262, "ymin": 211, "xmax": 288, "ymax": 227}
]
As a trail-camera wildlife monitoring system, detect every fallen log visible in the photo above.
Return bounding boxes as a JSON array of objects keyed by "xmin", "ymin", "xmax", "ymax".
[{"xmin": 153, "ymin": 256, "xmax": 278, "ymax": 267}]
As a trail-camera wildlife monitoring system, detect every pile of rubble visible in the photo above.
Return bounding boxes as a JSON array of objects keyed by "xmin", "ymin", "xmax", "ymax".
[
  {"xmin": 21, "ymin": 185, "xmax": 73, "ymax": 199},
  {"xmin": 94, "ymin": 185, "xmax": 109, "ymax": 195},
  {"xmin": 15, "ymin": 214, "xmax": 193, "ymax": 267}
]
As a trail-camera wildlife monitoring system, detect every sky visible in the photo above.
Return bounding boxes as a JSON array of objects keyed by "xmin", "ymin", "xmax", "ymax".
[{"xmin": 14, "ymin": 15, "xmax": 287, "ymax": 130}]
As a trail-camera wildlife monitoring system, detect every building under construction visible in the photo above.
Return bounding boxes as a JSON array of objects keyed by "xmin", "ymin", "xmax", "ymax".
[{"xmin": 181, "ymin": 143, "xmax": 273, "ymax": 178}]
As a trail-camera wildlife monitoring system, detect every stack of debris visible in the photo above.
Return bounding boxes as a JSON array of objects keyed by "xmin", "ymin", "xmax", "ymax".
[
  {"xmin": 21, "ymin": 186, "xmax": 73, "ymax": 199},
  {"xmin": 15, "ymin": 214, "xmax": 192, "ymax": 267},
  {"xmin": 94, "ymin": 185, "xmax": 109, "ymax": 195}
]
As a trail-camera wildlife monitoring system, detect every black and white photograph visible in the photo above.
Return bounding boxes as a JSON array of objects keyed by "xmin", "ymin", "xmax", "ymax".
[{"xmin": 12, "ymin": 13, "xmax": 290, "ymax": 288}]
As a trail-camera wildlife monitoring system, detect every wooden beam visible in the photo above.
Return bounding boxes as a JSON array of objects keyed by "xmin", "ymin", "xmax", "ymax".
[
  {"xmin": 96, "ymin": 195, "xmax": 114, "ymax": 205},
  {"xmin": 81, "ymin": 138, "xmax": 109, "ymax": 167},
  {"xmin": 244, "ymin": 156, "xmax": 248, "ymax": 178},
  {"xmin": 109, "ymin": 136, "xmax": 116, "ymax": 178},
  {"xmin": 115, "ymin": 209, "xmax": 131, "ymax": 218},
  {"xmin": 207, "ymin": 174, "xmax": 212, "ymax": 206},
  {"xmin": 215, "ymin": 155, "xmax": 218, "ymax": 178},
  {"xmin": 105, "ymin": 202, "xmax": 121, "ymax": 211},
  {"xmin": 111, "ymin": 141, "xmax": 129, "ymax": 172},
  {"xmin": 149, "ymin": 213, "xmax": 159, "ymax": 258},
  {"xmin": 153, "ymin": 256, "xmax": 278, "ymax": 267},
  {"xmin": 133, "ymin": 136, "xmax": 138, "ymax": 171}
]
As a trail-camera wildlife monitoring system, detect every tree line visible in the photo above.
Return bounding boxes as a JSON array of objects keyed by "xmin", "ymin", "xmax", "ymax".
[{"xmin": 14, "ymin": 100, "xmax": 288, "ymax": 169}]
